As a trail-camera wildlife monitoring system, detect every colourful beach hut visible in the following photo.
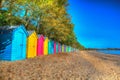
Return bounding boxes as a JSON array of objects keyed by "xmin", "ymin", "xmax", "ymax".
[
  {"xmin": 60, "ymin": 44, "xmax": 62, "ymax": 52},
  {"xmin": 48, "ymin": 40, "xmax": 54, "ymax": 54},
  {"xmin": 0, "ymin": 25, "xmax": 28, "ymax": 61},
  {"xmin": 62, "ymin": 44, "xmax": 64, "ymax": 52},
  {"xmin": 67, "ymin": 46, "xmax": 69, "ymax": 52},
  {"xmin": 56, "ymin": 42, "xmax": 59, "ymax": 53},
  {"xmin": 68, "ymin": 46, "xmax": 70, "ymax": 52},
  {"xmin": 66, "ymin": 46, "xmax": 68, "ymax": 52},
  {"xmin": 64, "ymin": 45, "xmax": 66, "ymax": 52},
  {"xmin": 37, "ymin": 35, "xmax": 44, "ymax": 56},
  {"xmin": 54, "ymin": 41, "xmax": 56, "ymax": 54},
  {"xmin": 58, "ymin": 43, "xmax": 61, "ymax": 53},
  {"xmin": 44, "ymin": 37, "xmax": 49, "ymax": 55},
  {"xmin": 72, "ymin": 48, "xmax": 74, "ymax": 52},
  {"xmin": 67, "ymin": 46, "xmax": 69, "ymax": 53},
  {"xmin": 68, "ymin": 46, "xmax": 71, "ymax": 52},
  {"xmin": 73, "ymin": 48, "xmax": 75, "ymax": 52},
  {"xmin": 71, "ymin": 47, "xmax": 73, "ymax": 52},
  {"xmin": 27, "ymin": 31, "xmax": 37, "ymax": 58},
  {"xmin": 70, "ymin": 47, "xmax": 72, "ymax": 52}
]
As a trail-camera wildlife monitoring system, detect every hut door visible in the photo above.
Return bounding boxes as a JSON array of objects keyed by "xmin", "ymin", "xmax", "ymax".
[
  {"xmin": 30, "ymin": 38, "xmax": 36, "ymax": 57},
  {"xmin": 14, "ymin": 31, "xmax": 23, "ymax": 59},
  {"xmin": 33, "ymin": 39, "xmax": 36, "ymax": 56},
  {"xmin": 50, "ymin": 41, "xmax": 54, "ymax": 54}
]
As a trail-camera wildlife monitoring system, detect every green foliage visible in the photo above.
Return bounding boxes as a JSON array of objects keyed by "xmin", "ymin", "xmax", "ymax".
[{"xmin": 0, "ymin": 10, "xmax": 23, "ymax": 26}]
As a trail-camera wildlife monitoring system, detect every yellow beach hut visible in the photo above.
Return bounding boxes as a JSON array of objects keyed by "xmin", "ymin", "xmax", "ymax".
[
  {"xmin": 62, "ymin": 44, "xmax": 64, "ymax": 52},
  {"xmin": 27, "ymin": 31, "xmax": 37, "ymax": 58},
  {"xmin": 44, "ymin": 37, "xmax": 49, "ymax": 55}
]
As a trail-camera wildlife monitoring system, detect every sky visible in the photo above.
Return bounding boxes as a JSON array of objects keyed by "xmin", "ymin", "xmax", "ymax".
[{"xmin": 68, "ymin": 0, "xmax": 120, "ymax": 48}]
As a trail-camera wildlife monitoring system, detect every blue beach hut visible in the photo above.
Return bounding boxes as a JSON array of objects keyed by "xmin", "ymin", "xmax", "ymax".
[
  {"xmin": 0, "ymin": 25, "xmax": 28, "ymax": 61},
  {"xmin": 48, "ymin": 40, "xmax": 54, "ymax": 54}
]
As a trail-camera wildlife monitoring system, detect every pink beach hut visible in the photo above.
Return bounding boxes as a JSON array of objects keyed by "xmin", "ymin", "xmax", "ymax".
[
  {"xmin": 54, "ymin": 41, "xmax": 56, "ymax": 54},
  {"xmin": 37, "ymin": 35, "xmax": 44, "ymax": 56}
]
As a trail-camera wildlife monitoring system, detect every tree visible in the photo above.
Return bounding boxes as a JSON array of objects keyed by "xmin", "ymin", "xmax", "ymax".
[
  {"xmin": 0, "ymin": 0, "xmax": 84, "ymax": 49},
  {"xmin": 0, "ymin": 0, "xmax": 2, "ymax": 8}
]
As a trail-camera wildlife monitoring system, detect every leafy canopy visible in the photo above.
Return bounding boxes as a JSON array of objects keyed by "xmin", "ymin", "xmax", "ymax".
[{"xmin": 0, "ymin": 0, "xmax": 84, "ymax": 49}]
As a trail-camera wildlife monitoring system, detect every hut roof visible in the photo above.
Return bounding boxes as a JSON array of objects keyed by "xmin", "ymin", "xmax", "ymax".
[
  {"xmin": 38, "ymin": 34, "xmax": 43, "ymax": 38},
  {"xmin": 0, "ymin": 25, "xmax": 28, "ymax": 36},
  {"xmin": 27, "ymin": 31, "xmax": 35, "ymax": 36},
  {"xmin": 0, "ymin": 26, "xmax": 19, "ymax": 33}
]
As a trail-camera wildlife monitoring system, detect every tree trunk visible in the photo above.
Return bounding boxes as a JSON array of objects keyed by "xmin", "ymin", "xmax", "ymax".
[
  {"xmin": 25, "ymin": 19, "xmax": 30, "ymax": 29},
  {"xmin": 0, "ymin": 0, "xmax": 2, "ymax": 8}
]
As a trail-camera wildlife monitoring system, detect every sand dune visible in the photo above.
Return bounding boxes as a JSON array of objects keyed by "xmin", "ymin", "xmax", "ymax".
[{"xmin": 0, "ymin": 51, "xmax": 120, "ymax": 80}]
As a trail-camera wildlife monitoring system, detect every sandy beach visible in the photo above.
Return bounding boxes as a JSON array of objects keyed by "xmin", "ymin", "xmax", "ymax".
[{"xmin": 0, "ymin": 51, "xmax": 120, "ymax": 80}]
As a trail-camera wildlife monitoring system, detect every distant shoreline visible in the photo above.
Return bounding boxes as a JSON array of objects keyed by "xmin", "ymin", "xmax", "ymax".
[
  {"xmin": 84, "ymin": 49, "xmax": 120, "ymax": 50},
  {"xmin": 81, "ymin": 50, "xmax": 120, "ymax": 56}
]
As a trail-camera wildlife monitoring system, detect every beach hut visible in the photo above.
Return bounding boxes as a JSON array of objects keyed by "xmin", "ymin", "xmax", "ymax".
[
  {"xmin": 71, "ymin": 47, "xmax": 73, "ymax": 52},
  {"xmin": 27, "ymin": 31, "xmax": 37, "ymax": 58},
  {"xmin": 66, "ymin": 46, "xmax": 68, "ymax": 53},
  {"xmin": 60, "ymin": 44, "xmax": 62, "ymax": 52},
  {"xmin": 68, "ymin": 46, "xmax": 70, "ymax": 52},
  {"xmin": 58, "ymin": 43, "xmax": 61, "ymax": 53},
  {"xmin": 68, "ymin": 46, "xmax": 71, "ymax": 52},
  {"xmin": 70, "ymin": 47, "xmax": 72, "ymax": 52},
  {"xmin": 54, "ymin": 41, "xmax": 56, "ymax": 54},
  {"xmin": 66, "ymin": 46, "xmax": 67, "ymax": 52},
  {"xmin": 67, "ymin": 46, "xmax": 70, "ymax": 53},
  {"xmin": 48, "ymin": 40, "xmax": 54, "ymax": 54},
  {"xmin": 0, "ymin": 25, "xmax": 28, "ymax": 61},
  {"xmin": 62, "ymin": 44, "xmax": 64, "ymax": 52},
  {"xmin": 64, "ymin": 45, "xmax": 66, "ymax": 52},
  {"xmin": 73, "ymin": 48, "xmax": 75, "ymax": 52},
  {"xmin": 37, "ymin": 35, "xmax": 44, "ymax": 56},
  {"xmin": 56, "ymin": 42, "xmax": 59, "ymax": 53},
  {"xmin": 68, "ymin": 46, "xmax": 69, "ymax": 52},
  {"xmin": 44, "ymin": 37, "xmax": 49, "ymax": 55}
]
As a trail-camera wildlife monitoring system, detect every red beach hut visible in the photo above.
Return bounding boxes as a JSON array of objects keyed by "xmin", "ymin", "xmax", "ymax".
[{"xmin": 37, "ymin": 35, "xmax": 44, "ymax": 56}]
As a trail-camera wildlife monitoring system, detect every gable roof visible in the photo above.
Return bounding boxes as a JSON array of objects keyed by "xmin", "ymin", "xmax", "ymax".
[
  {"xmin": 27, "ymin": 31, "xmax": 34, "ymax": 36},
  {"xmin": 0, "ymin": 25, "xmax": 28, "ymax": 36},
  {"xmin": 27, "ymin": 30, "xmax": 38, "ymax": 38},
  {"xmin": 38, "ymin": 34, "xmax": 44, "ymax": 40},
  {"xmin": 0, "ymin": 25, "xmax": 18, "ymax": 33},
  {"xmin": 44, "ymin": 37, "xmax": 49, "ymax": 42},
  {"xmin": 38, "ymin": 34, "xmax": 44, "ymax": 38},
  {"xmin": 44, "ymin": 37, "xmax": 48, "ymax": 40}
]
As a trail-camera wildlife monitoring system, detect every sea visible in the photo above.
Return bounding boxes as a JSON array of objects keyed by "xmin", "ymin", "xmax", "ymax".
[{"xmin": 97, "ymin": 50, "xmax": 120, "ymax": 55}]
